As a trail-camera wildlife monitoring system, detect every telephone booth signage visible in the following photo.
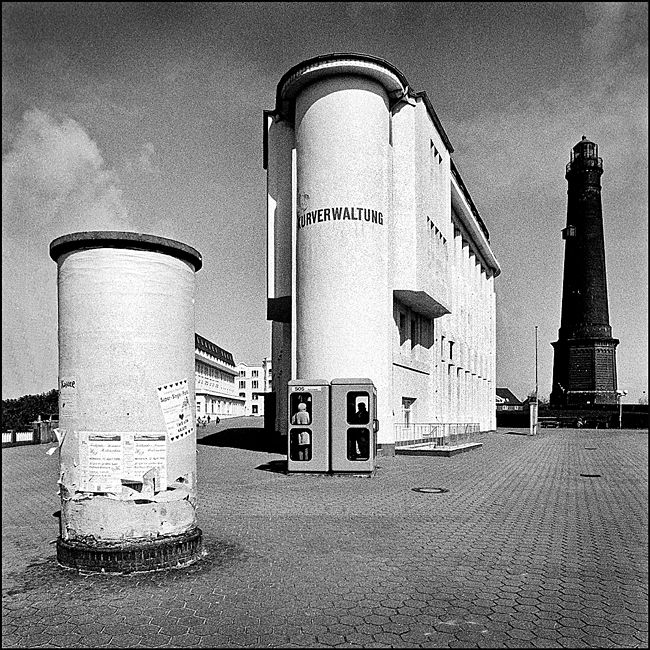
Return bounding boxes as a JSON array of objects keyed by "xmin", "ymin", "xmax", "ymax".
[
  {"xmin": 287, "ymin": 379, "xmax": 330, "ymax": 473},
  {"xmin": 330, "ymin": 378, "xmax": 377, "ymax": 473}
]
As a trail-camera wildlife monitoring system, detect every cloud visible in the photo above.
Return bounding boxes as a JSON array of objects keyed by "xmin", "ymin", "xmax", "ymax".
[
  {"xmin": 123, "ymin": 141, "xmax": 161, "ymax": 177},
  {"xmin": 2, "ymin": 108, "xmax": 135, "ymax": 239}
]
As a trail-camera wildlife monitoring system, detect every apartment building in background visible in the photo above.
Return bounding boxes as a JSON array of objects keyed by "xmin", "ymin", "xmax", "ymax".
[
  {"xmin": 195, "ymin": 333, "xmax": 245, "ymax": 420},
  {"xmin": 236, "ymin": 358, "xmax": 272, "ymax": 416}
]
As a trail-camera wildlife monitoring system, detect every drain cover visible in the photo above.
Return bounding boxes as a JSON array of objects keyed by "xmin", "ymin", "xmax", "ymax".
[
  {"xmin": 411, "ymin": 487, "xmax": 449, "ymax": 494},
  {"xmin": 580, "ymin": 473, "xmax": 602, "ymax": 477}
]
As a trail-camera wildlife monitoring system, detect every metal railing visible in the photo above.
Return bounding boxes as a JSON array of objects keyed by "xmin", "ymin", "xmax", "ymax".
[
  {"xmin": 394, "ymin": 422, "xmax": 482, "ymax": 449},
  {"xmin": 2, "ymin": 419, "xmax": 59, "ymax": 448}
]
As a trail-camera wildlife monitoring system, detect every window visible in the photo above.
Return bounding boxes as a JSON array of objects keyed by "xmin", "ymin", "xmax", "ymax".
[
  {"xmin": 252, "ymin": 380, "xmax": 259, "ymax": 389},
  {"xmin": 252, "ymin": 405, "xmax": 258, "ymax": 414},
  {"xmin": 346, "ymin": 392, "xmax": 370, "ymax": 424},
  {"xmin": 449, "ymin": 341, "xmax": 454, "ymax": 361},
  {"xmin": 289, "ymin": 392, "xmax": 313, "ymax": 462},
  {"xmin": 252, "ymin": 370, "xmax": 259, "ymax": 377},
  {"xmin": 252, "ymin": 393, "xmax": 258, "ymax": 401},
  {"xmin": 196, "ymin": 401, "xmax": 201, "ymax": 412},
  {"xmin": 239, "ymin": 369, "xmax": 246, "ymax": 376},
  {"xmin": 411, "ymin": 317, "xmax": 417, "ymax": 349},
  {"xmin": 238, "ymin": 380, "xmax": 245, "ymax": 389},
  {"xmin": 399, "ymin": 312, "xmax": 407, "ymax": 346},
  {"xmin": 290, "ymin": 393, "xmax": 312, "ymax": 424},
  {"xmin": 562, "ymin": 225, "xmax": 577, "ymax": 239},
  {"xmin": 239, "ymin": 392, "xmax": 245, "ymax": 398}
]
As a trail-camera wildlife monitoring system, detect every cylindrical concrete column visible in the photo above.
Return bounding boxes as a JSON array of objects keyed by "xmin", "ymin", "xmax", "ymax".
[
  {"xmin": 293, "ymin": 75, "xmax": 392, "ymax": 441},
  {"xmin": 50, "ymin": 231, "xmax": 203, "ymax": 573}
]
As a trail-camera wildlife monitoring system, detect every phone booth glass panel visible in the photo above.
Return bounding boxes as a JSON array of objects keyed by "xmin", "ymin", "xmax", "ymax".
[
  {"xmin": 287, "ymin": 380, "xmax": 330, "ymax": 472},
  {"xmin": 331, "ymin": 378, "xmax": 376, "ymax": 473}
]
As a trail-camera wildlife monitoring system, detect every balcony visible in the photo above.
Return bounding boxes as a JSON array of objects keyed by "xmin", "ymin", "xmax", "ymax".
[{"xmin": 566, "ymin": 156, "xmax": 603, "ymax": 174}]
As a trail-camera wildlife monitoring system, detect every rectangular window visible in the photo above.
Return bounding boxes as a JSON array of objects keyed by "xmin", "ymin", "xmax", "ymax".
[
  {"xmin": 449, "ymin": 341, "xmax": 454, "ymax": 360},
  {"xmin": 399, "ymin": 312, "xmax": 407, "ymax": 346},
  {"xmin": 411, "ymin": 317, "xmax": 417, "ymax": 349},
  {"xmin": 252, "ymin": 380, "xmax": 259, "ymax": 389},
  {"xmin": 238, "ymin": 380, "xmax": 245, "ymax": 389},
  {"xmin": 252, "ymin": 370, "xmax": 259, "ymax": 377}
]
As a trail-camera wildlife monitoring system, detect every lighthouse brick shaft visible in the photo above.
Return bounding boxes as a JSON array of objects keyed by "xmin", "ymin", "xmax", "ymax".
[{"xmin": 551, "ymin": 137, "xmax": 619, "ymax": 407}]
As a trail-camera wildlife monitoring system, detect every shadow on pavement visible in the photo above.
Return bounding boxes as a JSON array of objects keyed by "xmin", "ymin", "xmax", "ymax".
[
  {"xmin": 197, "ymin": 427, "xmax": 285, "ymax": 454},
  {"xmin": 255, "ymin": 459, "xmax": 288, "ymax": 474}
]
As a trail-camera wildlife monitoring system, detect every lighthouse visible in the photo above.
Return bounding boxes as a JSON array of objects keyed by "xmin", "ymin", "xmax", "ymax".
[{"xmin": 550, "ymin": 136, "xmax": 619, "ymax": 407}]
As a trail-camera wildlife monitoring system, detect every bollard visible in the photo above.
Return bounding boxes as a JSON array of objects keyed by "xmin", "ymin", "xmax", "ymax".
[{"xmin": 50, "ymin": 231, "xmax": 203, "ymax": 573}]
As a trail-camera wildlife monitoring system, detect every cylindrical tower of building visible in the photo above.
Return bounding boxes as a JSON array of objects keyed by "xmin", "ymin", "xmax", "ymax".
[
  {"xmin": 277, "ymin": 55, "xmax": 408, "ymax": 442},
  {"xmin": 50, "ymin": 231, "xmax": 203, "ymax": 572}
]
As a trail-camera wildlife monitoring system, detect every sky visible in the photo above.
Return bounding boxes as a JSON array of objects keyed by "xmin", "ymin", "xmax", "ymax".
[{"xmin": 2, "ymin": 2, "xmax": 648, "ymax": 404}]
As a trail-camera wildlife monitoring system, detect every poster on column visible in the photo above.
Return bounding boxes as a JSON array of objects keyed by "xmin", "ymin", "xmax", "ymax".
[
  {"xmin": 122, "ymin": 432, "xmax": 168, "ymax": 491},
  {"xmin": 156, "ymin": 378, "xmax": 193, "ymax": 442},
  {"xmin": 79, "ymin": 432, "xmax": 168, "ymax": 493},
  {"xmin": 79, "ymin": 432, "xmax": 123, "ymax": 493}
]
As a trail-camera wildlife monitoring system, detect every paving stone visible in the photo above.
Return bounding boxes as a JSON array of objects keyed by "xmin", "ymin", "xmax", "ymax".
[{"xmin": 2, "ymin": 426, "xmax": 647, "ymax": 648}]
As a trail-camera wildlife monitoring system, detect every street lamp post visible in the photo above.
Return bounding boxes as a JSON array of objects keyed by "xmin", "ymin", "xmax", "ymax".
[
  {"xmin": 530, "ymin": 326, "xmax": 539, "ymax": 436},
  {"xmin": 616, "ymin": 389, "xmax": 628, "ymax": 429}
]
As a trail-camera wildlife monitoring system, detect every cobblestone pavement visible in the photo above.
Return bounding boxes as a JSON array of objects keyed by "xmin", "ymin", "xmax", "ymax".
[{"xmin": 2, "ymin": 422, "xmax": 648, "ymax": 648}]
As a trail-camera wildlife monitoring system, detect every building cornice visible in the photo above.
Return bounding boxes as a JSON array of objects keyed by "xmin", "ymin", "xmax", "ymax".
[{"xmin": 272, "ymin": 52, "xmax": 452, "ymax": 153}]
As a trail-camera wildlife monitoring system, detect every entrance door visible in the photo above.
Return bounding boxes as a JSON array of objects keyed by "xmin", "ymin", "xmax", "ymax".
[{"xmin": 402, "ymin": 397, "xmax": 416, "ymax": 426}]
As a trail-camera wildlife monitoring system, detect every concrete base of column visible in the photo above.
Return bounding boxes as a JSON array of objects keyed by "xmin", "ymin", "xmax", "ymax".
[{"xmin": 57, "ymin": 527, "xmax": 203, "ymax": 574}]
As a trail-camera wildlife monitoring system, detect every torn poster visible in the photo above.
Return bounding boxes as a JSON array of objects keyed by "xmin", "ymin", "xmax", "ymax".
[
  {"xmin": 79, "ymin": 432, "xmax": 123, "ymax": 493},
  {"xmin": 122, "ymin": 432, "xmax": 167, "ymax": 491},
  {"xmin": 78, "ymin": 431, "xmax": 168, "ymax": 493},
  {"xmin": 156, "ymin": 378, "xmax": 193, "ymax": 442},
  {"xmin": 59, "ymin": 377, "xmax": 78, "ymax": 419}
]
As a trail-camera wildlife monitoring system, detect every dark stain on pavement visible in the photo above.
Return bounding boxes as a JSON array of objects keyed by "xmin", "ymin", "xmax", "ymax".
[{"xmin": 2, "ymin": 538, "xmax": 247, "ymax": 600}]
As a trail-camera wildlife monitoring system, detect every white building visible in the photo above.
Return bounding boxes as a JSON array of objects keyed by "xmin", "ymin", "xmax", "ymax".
[
  {"xmin": 195, "ymin": 333, "xmax": 245, "ymax": 420},
  {"xmin": 236, "ymin": 358, "xmax": 272, "ymax": 416},
  {"xmin": 265, "ymin": 53, "xmax": 501, "ymax": 454}
]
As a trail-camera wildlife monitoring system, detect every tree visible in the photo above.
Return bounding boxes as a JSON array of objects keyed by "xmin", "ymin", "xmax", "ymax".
[{"xmin": 1, "ymin": 389, "xmax": 58, "ymax": 431}]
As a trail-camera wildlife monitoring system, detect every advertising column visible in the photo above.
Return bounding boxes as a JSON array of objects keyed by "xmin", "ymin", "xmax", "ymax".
[{"xmin": 50, "ymin": 231, "xmax": 203, "ymax": 573}]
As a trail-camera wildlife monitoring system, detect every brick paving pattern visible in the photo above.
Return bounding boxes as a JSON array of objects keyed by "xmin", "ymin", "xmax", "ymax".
[{"xmin": 2, "ymin": 422, "xmax": 648, "ymax": 648}]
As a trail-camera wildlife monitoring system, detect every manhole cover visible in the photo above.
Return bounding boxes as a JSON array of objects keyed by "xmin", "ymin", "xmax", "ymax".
[
  {"xmin": 580, "ymin": 473, "xmax": 602, "ymax": 477},
  {"xmin": 411, "ymin": 487, "xmax": 449, "ymax": 494}
]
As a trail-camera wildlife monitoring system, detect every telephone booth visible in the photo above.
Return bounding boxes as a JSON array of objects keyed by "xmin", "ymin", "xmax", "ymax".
[
  {"xmin": 287, "ymin": 379, "xmax": 330, "ymax": 473},
  {"xmin": 330, "ymin": 378, "xmax": 377, "ymax": 474}
]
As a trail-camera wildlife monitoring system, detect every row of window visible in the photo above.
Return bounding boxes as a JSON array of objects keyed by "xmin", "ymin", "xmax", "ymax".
[
  {"xmin": 239, "ymin": 380, "xmax": 260, "ymax": 389},
  {"xmin": 430, "ymin": 140, "xmax": 443, "ymax": 165},
  {"xmin": 196, "ymin": 361, "xmax": 234, "ymax": 384}
]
